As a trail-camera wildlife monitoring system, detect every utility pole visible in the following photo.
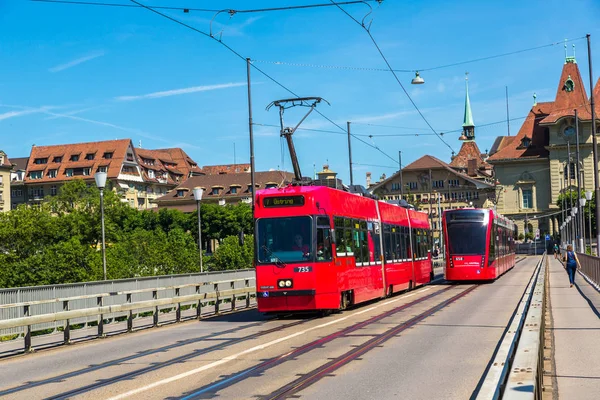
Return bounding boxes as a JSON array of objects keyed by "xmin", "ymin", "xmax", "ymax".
[
  {"xmin": 567, "ymin": 139, "xmax": 573, "ymax": 248},
  {"xmin": 347, "ymin": 121, "xmax": 354, "ymax": 186},
  {"xmin": 576, "ymin": 109, "xmax": 584, "ymax": 251},
  {"xmin": 587, "ymin": 34, "xmax": 600, "ymax": 252},
  {"xmin": 246, "ymin": 58, "xmax": 256, "ymax": 216},
  {"xmin": 399, "ymin": 151, "xmax": 403, "ymax": 199}
]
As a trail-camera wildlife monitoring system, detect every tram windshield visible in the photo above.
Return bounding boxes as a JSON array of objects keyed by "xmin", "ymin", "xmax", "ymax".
[
  {"xmin": 446, "ymin": 222, "xmax": 488, "ymax": 255},
  {"xmin": 257, "ymin": 216, "xmax": 313, "ymax": 263}
]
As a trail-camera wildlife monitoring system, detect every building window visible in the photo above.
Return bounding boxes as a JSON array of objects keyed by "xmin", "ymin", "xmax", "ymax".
[
  {"xmin": 231, "ymin": 187, "xmax": 238, "ymax": 194},
  {"xmin": 522, "ymin": 189, "xmax": 533, "ymax": 209},
  {"xmin": 432, "ymin": 180, "xmax": 444, "ymax": 188},
  {"xmin": 50, "ymin": 185, "xmax": 57, "ymax": 196},
  {"xmin": 103, "ymin": 152, "xmax": 113, "ymax": 159},
  {"xmin": 48, "ymin": 169, "xmax": 57, "ymax": 178},
  {"xmin": 66, "ymin": 169, "xmax": 73, "ymax": 177},
  {"xmin": 212, "ymin": 188, "xmax": 220, "ymax": 195},
  {"xmin": 564, "ymin": 163, "xmax": 575, "ymax": 180},
  {"xmin": 53, "ymin": 156, "xmax": 62, "ymax": 163},
  {"xmin": 126, "ymin": 153, "xmax": 134, "ymax": 162},
  {"xmin": 29, "ymin": 187, "xmax": 44, "ymax": 198},
  {"xmin": 34, "ymin": 158, "xmax": 48, "ymax": 164},
  {"xmin": 11, "ymin": 189, "xmax": 23, "ymax": 197},
  {"xmin": 474, "ymin": 192, "xmax": 479, "ymax": 199},
  {"xmin": 70, "ymin": 154, "xmax": 80, "ymax": 162},
  {"xmin": 98, "ymin": 166, "xmax": 107, "ymax": 173},
  {"xmin": 29, "ymin": 171, "xmax": 43, "ymax": 179},
  {"xmin": 265, "ymin": 184, "xmax": 278, "ymax": 189},
  {"xmin": 177, "ymin": 190, "xmax": 186, "ymax": 197},
  {"xmin": 83, "ymin": 168, "xmax": 91, "ymax": 176},
  {"xmin": 85, "ymin": 153, "xmax": 95, "ymax": 160},
  {"xmin": 247, "ymin": 185, "xmax": 253, "ymax": 193},
  {"xmin": 408, "ymin": 182, "xmax": 418, "ymax": 190},
  {"xmin": 449, "ymin": 179, "xmax": 459, "ymax": 187},
  {"xmin": 148, "ymin": 170, "xmax": 155, "ymax": 179},
  {"xmin": 391, "ymin": 182, "xmax": 401, "ymax": 191},
  {"xmin": 466, "ymin": 192, "xmax": 472, "ymax": 200},
  {"xmin": 121, "ymin": 166, "xmax": 136, "ymax": 174}
]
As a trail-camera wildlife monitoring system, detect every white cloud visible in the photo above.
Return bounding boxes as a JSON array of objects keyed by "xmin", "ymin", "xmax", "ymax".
[
  {"xmin": 49, "ymin": 51, "xmax": 105, "ymax": 73},
  {"xmin": 115, "ymin": 82, "xmax": 247, "ymax": 101},
  {"xmin": 0, "ymin": 106, "xmax": 53, "ymax": 121}
]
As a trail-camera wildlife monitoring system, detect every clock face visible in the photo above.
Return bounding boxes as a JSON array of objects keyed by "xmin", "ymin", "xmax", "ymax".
[{"xmin": 563, "ymin": 126, "xmax": 576, "ymax": 140}]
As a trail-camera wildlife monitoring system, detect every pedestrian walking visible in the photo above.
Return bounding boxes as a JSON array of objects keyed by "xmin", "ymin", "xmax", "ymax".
[
  {"xmin": 553, "ymin": 243, "xmax": 559, "ymax": 259},
  {"xmin": 562, "ymin": 245, "xmax": 581, "ymax": 287}
]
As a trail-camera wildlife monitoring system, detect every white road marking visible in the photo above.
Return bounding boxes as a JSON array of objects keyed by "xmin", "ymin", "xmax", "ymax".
[{"xmin": 104, "ymin": 286, "xmax": 434, "ymax": 400}]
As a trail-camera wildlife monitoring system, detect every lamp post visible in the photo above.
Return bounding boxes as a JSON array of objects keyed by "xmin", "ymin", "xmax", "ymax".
[
  {"xmin": 193, "ymin": 187, "xmax": 204, "ymax": 273},
  {"xmin": 567, "ymin": 216, "xmax": 572, "ymax": 247},
  {"xmin": 586, "ymin": 190, "xmax": 593, "ymax": 254},
  {"xmin": 579, "ymin": 198, "xmax": 586, "ymax": 252},
  {"xmin": 94, "ymin": 172, "xmax": 108, "ymax": 281},
  {"xmin": 572, "ymin": 207, "xmax": 578, "ymax": 250}
]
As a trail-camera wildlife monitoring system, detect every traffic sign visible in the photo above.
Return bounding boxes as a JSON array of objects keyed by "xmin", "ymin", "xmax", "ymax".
[
  {"xmin": 545, "ymin": 234, "xmax": 551, "ymax": 241},
  {"xmin": 535, "ymin": 229, "xmax": 540, "ymax": 240}
]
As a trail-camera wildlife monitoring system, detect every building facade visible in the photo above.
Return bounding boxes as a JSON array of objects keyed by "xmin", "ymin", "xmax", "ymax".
[
  {"xmin": 0, "ymin": 151, "xmax": 12, "ymax": 212},
  {"xmin": 13, "ymin": 139, "xmax": 200, "ymax": 210},
  {"xmin": 488, "ymin": 53, "xmax": 599, "ymax": 238},
  {"xmin": 155, "ymin": 170, "xmax": 295, "ymax": 211}
]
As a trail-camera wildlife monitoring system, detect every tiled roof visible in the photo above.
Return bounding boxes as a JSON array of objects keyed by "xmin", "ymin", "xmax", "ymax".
[
  {"xmin": 25, "ymin": 139, "xmax": 134, "ymax": 184},
  {"xmin": 449, "ymin": 141, "xmax": 490, "ymax": 170},
  {"xmin": 370, "ymin": 155, "xmax": 493, "ymax": 192},
  {"xmin": 539, "ymin": 61, "xmax": 591, "ymax": 123},
  {"xmin": 0, "ymin": 152, "xmax": 11, "ymax": 168},
  {"xmin": 153, "ymin": 147, "xmax": 202, "ymax": 177},
  {"xmin": 155, "ymin": 170, "xmax": 295, "ymax": 207},
  {"xmin": 199, "ymin": 163, "xmax": 251, "ymax": 175},
  {"xmin": 487, "ymin": 107, "xmax": 549, "ymax": 162},
  {"xmin": 9, "ymin": 157, "xmax": 29, "ymax": 171},
  {"xmin": 135, "ymin": 148, "xmax": 179, "ymax": 185},
  {"xmin": 489, "ymin": 136, "xmax": 515, "ymax": 156}
]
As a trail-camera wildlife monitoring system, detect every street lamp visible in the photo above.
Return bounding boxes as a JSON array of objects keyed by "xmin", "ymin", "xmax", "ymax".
[
  {"xmin": 94, "ymin": 172, "xmax": 108, "ymax": 281},
  {"xmin": 586, "ymin": 190, "xmax": 593, "ymax": 254},
  {"xmin": 193, "ymin": 187, "xmax": 204, "ymax": 273},
  {"xmin": 580, "ymin": 197, "xmax": 587, "ymax": 251},
  {"xmin": 572, "ymin": 207, "xmax": 578, "ymax": 250},
  {"xmin": 411, "ymin": 71, "xmax": 425, "ymax": 84}
]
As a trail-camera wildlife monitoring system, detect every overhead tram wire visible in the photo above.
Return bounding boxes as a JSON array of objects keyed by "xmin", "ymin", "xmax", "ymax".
[
  {"xmin": 124, "ymin": 1, "xmax": 399, "ymax": 170},
  {"xmin": 252, "ymin": 123, "xmax": 437, "ymax": 137},
  {"xmin": 32, "ymin": 0, "xmax": 378, "ymax": 14},
  {"xmin": 328, "ymin": 1, "xmax": 455, "ymax": 154},
  {"xmin": 253, "ymin": 37, "xmax": 586, "ymax": 73}
]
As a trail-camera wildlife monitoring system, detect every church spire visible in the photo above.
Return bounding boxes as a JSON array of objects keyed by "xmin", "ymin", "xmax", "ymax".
[{"xmin": 460, "ymin": 72, "xmax": 475, "ymax": 141}]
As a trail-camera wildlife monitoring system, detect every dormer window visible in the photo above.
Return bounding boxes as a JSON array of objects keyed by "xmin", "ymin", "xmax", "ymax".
[
  {"xmin": 70, "ymin": 154, "xmax": 80, "ymax": 162},
  {"xmin": 148, "ymin": 169, "xmax": 155, "ymax": 179},
  {"xmin": 34, "ymin": 158, "xmax": 48, "ymax": 165},
  {"xmin": 519, "ymin": 137, "xmax": 532, "ymax": 148},
  {"xmin": 103, "ymin": 152, "xmax": 113, "ymax": 159},
  {"xmin": 85, "ymin": 153, "xmax": 95, "ymax": 160},
  {"xmin": 265, "ymin": 182, "xmax": 278, "ymax": 189},
  {"xmin": 53, "ymin": 156, "xmax": 62, "ymax": 163},
  {"xmin": 176, "ymin": 189, "xmax": 186, "ymax": 197},
  {"xmin": 212, "ymin": 188, "xmax": 220, "ymax": 195}
]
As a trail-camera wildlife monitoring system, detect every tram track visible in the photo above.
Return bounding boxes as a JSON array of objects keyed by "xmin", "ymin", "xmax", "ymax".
[
  {"xmin": 177, "ymin": 285, "xmax": 474, "ymax": 400},
  {"xmin": 2, "ymin": 318, "xmax": 313, "ymax": 399}
]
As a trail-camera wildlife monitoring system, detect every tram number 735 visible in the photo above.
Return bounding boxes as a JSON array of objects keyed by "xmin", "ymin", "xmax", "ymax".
[{"xmin": 294, "ymin": 266, "xmax": 313, "ymax": 273}]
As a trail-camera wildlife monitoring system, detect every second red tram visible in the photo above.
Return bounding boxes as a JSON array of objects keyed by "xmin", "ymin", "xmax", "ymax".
[
  {"xmin": 255, "ymin": 185, "xmax": 433, "ymax": 314},
  {"xmin": 443, "ymin": 208, "xmax": 516, "ymax": 281}
]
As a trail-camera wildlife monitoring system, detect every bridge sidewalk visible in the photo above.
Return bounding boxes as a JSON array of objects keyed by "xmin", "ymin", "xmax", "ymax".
[{"xmin": 548, "ymin": 256, "xmax": 600, "ymax": 399}]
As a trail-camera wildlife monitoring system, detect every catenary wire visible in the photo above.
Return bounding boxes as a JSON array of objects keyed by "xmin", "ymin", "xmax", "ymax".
[
  {"xmin": 328, "ymin": 0, "xmax": 456, "ymax": 154},
  {"xmin": 252, "ymin": 37, "xmax": 586, "ymax": 73},
  {"xmin": 126, "ymin": 1, "xmax": 399, "ymax": 168},
  {"xmin": 32, "ymin": 0, "xmax": 377, "ymax": 13}
]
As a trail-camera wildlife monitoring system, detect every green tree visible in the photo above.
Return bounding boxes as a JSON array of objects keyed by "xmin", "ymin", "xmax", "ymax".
[{"xmin": 209, "ymin": 235, "xmax": 254, "ymax": 271}]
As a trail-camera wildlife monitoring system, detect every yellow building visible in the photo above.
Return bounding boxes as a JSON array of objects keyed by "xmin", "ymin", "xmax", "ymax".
[{"xmin": 488, "ymin": 53, "xmax": 598, "ymax": 238}]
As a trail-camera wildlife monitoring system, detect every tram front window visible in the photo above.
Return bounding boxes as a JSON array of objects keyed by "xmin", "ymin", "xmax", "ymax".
[
  {"xmin": 257, "ymin": 216, "xmax": 313, "ymax": 263},
  {"xmin": 446, "ymin": 222, "xmax": 487, "ymax": 255}
]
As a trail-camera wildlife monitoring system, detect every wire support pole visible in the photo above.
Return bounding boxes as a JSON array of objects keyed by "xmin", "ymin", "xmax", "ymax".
[
  {"xmin": 587, "ymin": 34, "xmax": 600, "ymax": 253},
  {"xmin": 246, "ymin": 58, "xmax": 256, "ymax": 215},
  {"xmin": 347, "ymin": 121, "xmax": 354, "ymax": 186},
  {"xmin": 576, "ymin": 109, "xmax": 584, "ymax": 251}
]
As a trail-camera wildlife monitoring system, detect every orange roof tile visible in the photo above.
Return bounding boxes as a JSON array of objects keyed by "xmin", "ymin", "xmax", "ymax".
[
  {"xmin": 199, "ymin": 163, "xmax": 251, "ymax": 175},
  {"xmin": 539, "ymin": 61, "xmax": 591, "ymax": 124},
  {"xmin": 449, "ymin": 141, "xmax": 490, "ymax": 170}
]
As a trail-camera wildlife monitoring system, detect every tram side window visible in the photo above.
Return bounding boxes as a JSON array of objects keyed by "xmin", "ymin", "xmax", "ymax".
[
  {"xmin": 355, "ymin": 220, "xmax": 369, "ymax": 263},
  {"xmin": 411, "ymin": 229, "xmax": 418, "ymax": 259},
  {"xmin": 334, "ymin": 216, "xmax": 348, "ymax": 255},
  {"xmin": 383, "ymin": 224, "xmax": 392, "ymax": 260},
  {"xmin": 316, "ymin": 216, "xmax": 332, "ymax": 261},
  {"xmin": 390, "ymin": 226, "xmax": 398, "ymax": 259},
  {"xmin": 369, "ymin": 222, "xmax": 381, "ymax": 262},
  {"xmin": 395, "ymin": 227, "xmax": 402, "ymax": 260},
  {"xmin": 404, "ymin": 227, "xmax": 411, "ymax": 259}
]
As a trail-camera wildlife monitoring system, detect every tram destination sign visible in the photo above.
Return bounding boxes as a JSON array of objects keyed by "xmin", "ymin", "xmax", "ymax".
[{"xmin": 263, "ymin": 196, "xmax": 305, "ymax": 208}]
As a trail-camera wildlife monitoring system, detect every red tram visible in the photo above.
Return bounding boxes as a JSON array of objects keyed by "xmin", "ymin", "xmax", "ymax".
[
  {"xmin": 254, "ymin": 186, "xmax": 433, "ymax": 314},
  {"xmin": 442, "ymin": 208, "xmax": 516, "ymax": 281}
]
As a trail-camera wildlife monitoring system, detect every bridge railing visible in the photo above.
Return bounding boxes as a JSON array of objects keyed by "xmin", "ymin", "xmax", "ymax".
[
  {"xmin": 0, "ymin": 270, "xmax": 256, "ymax": 352},
  {"xmin": 573, "ymin": 253, "xmax": 600, "ymax": 288}
]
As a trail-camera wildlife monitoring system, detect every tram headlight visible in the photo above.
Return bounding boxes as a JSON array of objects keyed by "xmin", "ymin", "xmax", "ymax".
[
  {"xmin": 285, "ymin": 279, "xmax": 292, "ymax": 287},
  {"xmin": 277, "ymin": 279, "xmax": 293, "ymax": 288},
  {"xmin": 278, "ymin": 280, "xmax": 286, "ymax": 288}
]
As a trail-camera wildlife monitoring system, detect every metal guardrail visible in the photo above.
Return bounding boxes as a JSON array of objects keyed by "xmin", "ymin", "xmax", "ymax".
[
  {"xmin": 0, "ymin": 269, "xmax": 254, "ymax": 337},
  {"xmin": 0, "ymin": 277, "xmax": 256, "ymax": 353},
  {"xmin": 573, "ymin": 253, "xmax": 600, "ymax": 289},
  {"xmin": 477, "ymin": 253, "xmax": 546, "ymax": 400}
]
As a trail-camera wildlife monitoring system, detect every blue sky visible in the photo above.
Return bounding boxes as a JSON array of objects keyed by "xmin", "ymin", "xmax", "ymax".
[{"xmin": 1, "ymin": 0, "xmax": 600, "ymax": 185}]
